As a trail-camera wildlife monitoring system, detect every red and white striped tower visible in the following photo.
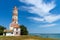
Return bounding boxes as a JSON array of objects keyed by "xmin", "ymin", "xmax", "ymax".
[
  {"xmin": 12, "ymin": 6, "xmax": 18, "ymax": 24},
  {"xmin": 9, "ymin": 6, "xmax": 20, "ymax": 36}
]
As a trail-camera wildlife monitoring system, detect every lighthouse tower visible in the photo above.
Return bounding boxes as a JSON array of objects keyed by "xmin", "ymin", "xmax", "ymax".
[{"xmin": 9, "ymin": 6, "xmax": 20, "ymax": 36}]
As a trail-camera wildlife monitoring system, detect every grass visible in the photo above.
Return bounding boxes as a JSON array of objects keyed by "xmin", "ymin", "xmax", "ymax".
[{"xmin": 0, "ymin": 35, "xmax": 57, "ymax": 40}]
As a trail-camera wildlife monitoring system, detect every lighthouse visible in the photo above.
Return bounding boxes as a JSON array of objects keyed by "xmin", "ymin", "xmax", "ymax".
[
  {"xmin": 9, "ymin": 6, "xmax": 20, "ymax": 36},
  {"xmin": 3, "ymin": 6, "xmax": 20, "ymax": 36}
]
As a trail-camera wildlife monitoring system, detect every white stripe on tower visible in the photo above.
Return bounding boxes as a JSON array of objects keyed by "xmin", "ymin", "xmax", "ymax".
[{"xmin": 12, "ymin": 6, "xmax": 18, "ymax": 24}]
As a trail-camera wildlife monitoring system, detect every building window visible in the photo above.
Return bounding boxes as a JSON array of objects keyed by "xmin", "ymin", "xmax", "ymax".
[
  {"xmin": 16, "ymin": 32, "xmax": 18, "ymax": 34},
  {"xmin": 11, "ymin": 32, "xmax": 13, "ymax": 34}
]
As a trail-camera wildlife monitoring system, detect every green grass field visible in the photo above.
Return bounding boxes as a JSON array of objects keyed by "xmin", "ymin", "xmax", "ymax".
[{"xmin": 0, "ymin": 35, "xmax": 58, "ymax": 40}]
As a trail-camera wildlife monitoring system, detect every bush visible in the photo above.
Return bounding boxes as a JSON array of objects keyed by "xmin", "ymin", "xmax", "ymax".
[
  {"xmin": 20, "ymin": 25, "xmax": 28, "ymax": 35},
  {"xmin": 0, "ymin": 25, "xmax": 6, "ymax": 35}
]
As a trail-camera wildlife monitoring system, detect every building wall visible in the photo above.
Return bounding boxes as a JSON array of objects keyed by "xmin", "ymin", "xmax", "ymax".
[{"xmin": 13, "ymin": 28, "xmax": 21, "ymax": 36}]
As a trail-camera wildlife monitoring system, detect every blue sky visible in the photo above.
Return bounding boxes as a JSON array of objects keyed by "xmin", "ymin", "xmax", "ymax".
[{"xmin": 0, "ymin": 0, "xmax": 60, "ymax": 33}]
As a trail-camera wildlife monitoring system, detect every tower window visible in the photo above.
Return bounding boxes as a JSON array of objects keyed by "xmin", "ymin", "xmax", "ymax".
[
  {"xmin": 15, "ymin": 22, "xmax": 16, "ymax": 23},
  {"xmin": 16, "ymin": 28, "xmax": 18, "ymax": 31}
]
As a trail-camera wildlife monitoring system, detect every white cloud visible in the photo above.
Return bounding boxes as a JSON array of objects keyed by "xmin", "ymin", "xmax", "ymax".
[
  {"xmin": 28, "ymin": 17, "xmax": 44, "ymax": 22},
  {"xmin": 44, "ymin": 15, "xmax": 60, "ymax": 23},
  {"xmin": 19, "ymin": 0, "xmax": 56, "ymax": 16},
  {"xmin": 40, "ymin": 24, "xmax": 56, "ymax": 27},
  {"xmin": 19, "ymin": 0, "xmax": 60, "ymax": 23},
  {"xmin": 28, "ymin": 15, "xmax": 60, "ymax": 23}
]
